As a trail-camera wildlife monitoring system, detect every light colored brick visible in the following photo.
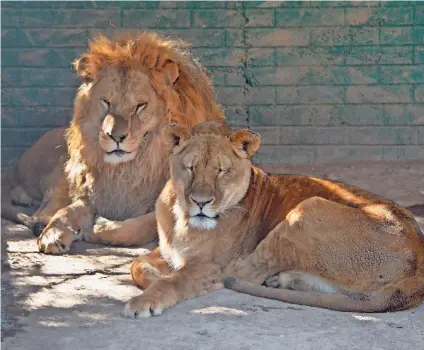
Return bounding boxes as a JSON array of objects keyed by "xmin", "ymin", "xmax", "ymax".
[
  {"xmin": 1, "ymin": 68, "xmax": 78, "ymax": 87},
  {"xmin": 414, "ymin": 85, "xmax": 424, "ymax": 102},
  {"xmin": 1, "ymin": 107, "xmax": 72, "ymax": 127},
  {"xmin": 380, "ymin": 66, "xmax": 424, "ymax": 84},
  {"xmin": 316, "ymin": 146, "xmax": 382, "ymax": 163},
  {"xmin": 345, "ymin": 46, "xmax": 413, "ymax": 65},
  {"xmin": 226, "ymin": 29, "xmax": 244, "ymax": 47},
  {"xmin": 252, "ymin": 126, "xmax": 280, "ymax": 145},
  {"xmin": 193, "ymin": 10, "xmax": 245, "ymax": 28},
  {"xmin": 225, "ymin": 106, "xmax": 249, "ymax": 127},
  {"xmin": 1, "ymin": 28, "xmax": 88, "ymax": 48},
  {"xmin": 1, "ymin": 8, "xmax": 120, "ymax": 28},
  {"xmin": 382, "ymin": 146, "xmax": 424, "ymax": 161},
  {"xmin": 310, "ymin": 27, "xmax": 378, "ymax": 46},
  {"xmin": 275, "ymin": 8, "xmax": 345, "ymax": 27},
  {"xmin": 152, "ymin": 29, "xmax": 225, "ymax": 48},
  {"xmin": 249, "ymin": 105, "xmax": 321, "ymax": 126},
  {"xmin": 383, "ymin": 105, "xmax": 424, "ymax": 125},
  {"xmin": 316, "ymin": 105, "xmax": 384, "ymax": 126},
  {"xmin": 2, "ymin": 88, "xmax": 75, "ymax": 107},
  {"xmin": 248, "ymin": 48, "xmax": 275, "ymax": 67},
  {"xmin": 191, "ymin": 48, "xmax": 245, "ymax": 67},
  {"xmin": 207, "ymin": 68, "xmax": 226, "ymax": 86},
  {"xmin": 245, "ymin": 9, "xmax": 274, "ymax": 27},
  {"xmin": 217, "ymin": 87, "xmax": 275, "ymax": 105},
  {"xmin": 276, "ymin": 47, "xmax": 344, "ymax": 66},
  {"xmin": 346, "ymin": 85, "xmax": 412, "ymax": 103},
  {"xmin": 416, "ymin": 5, "xmax": 424, "ymax": 25},
  {"xmin": 280, "ymin": 127, "xmax": 348, "ymax": 145},
  {"xmin": 123, "ymin": 9, "xmax": 190, "ymax": 28},
  {"xmin": 246, "ymin": 28, "xmax": 310, "ymax": 47},
  {"xmin": 248, "ymin": 66, "xmax": 378, "ymax": 86},
  {"xmin": 345, "ymin": 7, "xmax": 413, "ymax": 26},
  {"xmin": 348, "ymin": 127, "xmax": 416, "ymax": 145},
  {"xmin": 380, "ymin": 27, "xmax": 424, "ymax": 45},
  {"xmin": 254, "ymin": 146, "xmax": 315, "ymax": 165},
  {"xmin": 277, "ymin": 86, "xmax": 344, "ymax": 104},
  {"xmin": 416, "ymin": 46, "xmax": 424, "ymax": 64},
  {"xmin": 417, "ymin": 127, "xmax": 424, "ymax": 144},
  {"xmin": 1, "ymin": 48, "xmax": 85, "ymax": 67}
]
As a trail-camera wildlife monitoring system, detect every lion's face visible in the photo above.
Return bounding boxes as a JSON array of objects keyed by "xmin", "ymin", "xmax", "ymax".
[
  {"xmin": 163, "ymin": 122, "xmax": 261, "ymax": 230},
  {"xmin": 79, "ymin": 69, "xmax": 167, "ymax": 164}
]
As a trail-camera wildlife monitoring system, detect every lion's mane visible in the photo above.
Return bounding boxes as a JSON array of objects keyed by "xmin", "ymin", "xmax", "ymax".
[{"xmin": 65, "ymin": 32, "xmax": 225, "ymax": 215}]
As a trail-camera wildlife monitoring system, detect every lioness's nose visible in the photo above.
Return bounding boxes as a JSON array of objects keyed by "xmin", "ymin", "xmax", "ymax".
[
  {"xmin": 107, "ymin": 132, "xmax": 127, "ymax": 143},
  {"xmin": 190, "ymin": 195, "xmax": 215, "ymax": 209}
]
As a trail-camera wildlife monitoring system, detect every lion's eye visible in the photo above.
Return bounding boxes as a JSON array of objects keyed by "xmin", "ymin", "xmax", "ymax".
[
  {"xmin": 185, "ymin": 166, "xmax": 193, "ymax": 171},
  {"xmin": 136, "ymin": 103, "xmax": 147, "ymax": 114},
  {"xmin": 101, "ymin": 98, "xmax": 110, "ymax": 109},
  {"xmin": 219, "ymin": 168, "xmax": 229, "ymax": 174}
]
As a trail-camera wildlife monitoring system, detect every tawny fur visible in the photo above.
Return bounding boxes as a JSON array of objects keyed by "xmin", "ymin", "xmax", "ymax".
[
  {"xmin": 123, "ymin": 122, "xmax": 424, "ymax": 318},
  {"xmin": 1, "ymin": 32, "xmax": 224, "ymax": 254}
]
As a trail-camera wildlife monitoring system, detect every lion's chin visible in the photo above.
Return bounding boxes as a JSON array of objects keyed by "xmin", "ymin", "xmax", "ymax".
[
  {"xmin": 104, "ymin": 150, "xmax": 136, "ymax": 164},
  {"xmin": 188, "ymin": 215, "xmax": 217, "ymax": 231}
]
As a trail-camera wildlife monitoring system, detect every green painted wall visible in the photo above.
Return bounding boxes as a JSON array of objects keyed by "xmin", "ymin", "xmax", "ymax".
[{"xmin": 2, "ymin": 1, "xmax": 423, "ymax": 167}]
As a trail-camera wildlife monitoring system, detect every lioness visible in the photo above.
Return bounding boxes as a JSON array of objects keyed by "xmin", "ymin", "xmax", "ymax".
[
  {"xmin": 122, "ymin": 122, "xmax": 424, "ymax": 318},
  {"xmin": 1, "ymin": 32, "xmax": 224, "ymax": 254}
]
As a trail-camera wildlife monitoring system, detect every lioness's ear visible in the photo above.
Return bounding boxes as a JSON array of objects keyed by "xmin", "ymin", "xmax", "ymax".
[
  {"xmin": 162, "ymin": 60, "xmax": 179, "ymax": 86},
  {"xmin": 229, "ymin": 129, "xmax": 261, "ymax": 158},
  {"xmin": 73, "ymin": 56, "xmax": 93, "ymax": 82},
  {"xmin": 162, "ymin": 124, "xmax": 189, "ymax": 151}
]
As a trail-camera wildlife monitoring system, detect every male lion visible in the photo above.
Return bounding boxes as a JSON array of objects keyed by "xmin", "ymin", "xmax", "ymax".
[
  {"xmin": 122, "ymin": 122, "xmax": 424, "ymax": 318},
  {"xmin": 1, "ymin": 32, "xmax": 224, "ymax": 254}
]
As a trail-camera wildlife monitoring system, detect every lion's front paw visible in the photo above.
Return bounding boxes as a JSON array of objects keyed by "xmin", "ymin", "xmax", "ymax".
[
  {"xmin": 265, "ymin": 274, "xmax": 281, "ymax": 288},
  {"xmin": 121, "ymin": 295, "xmax": 164, "ymax": 319},
  {"xmin": 83, "ymin": 216, "xmax": 121, "ymax": 244},
  {"xmin": 37, "ymin": 222, "xmax": 80, "ymax": 254}
]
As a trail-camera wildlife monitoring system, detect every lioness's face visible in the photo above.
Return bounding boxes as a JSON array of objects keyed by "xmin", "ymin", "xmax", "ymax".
[
  {"xmin": 164, "ymin": 123, "xmax": 261, "ymax": 230},
  {"xmin": 79, "ymin": 69, "xmax": 167, "ymax": 164}
]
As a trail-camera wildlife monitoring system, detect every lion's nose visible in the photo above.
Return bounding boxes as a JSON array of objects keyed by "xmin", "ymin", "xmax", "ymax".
[
  {"xmin": 190, "ymin": 195, "xmax": 215, "ymax": 209},
  {"xmin": 107, "ymin": 132, "xmax": 127, "ymax": 143}
]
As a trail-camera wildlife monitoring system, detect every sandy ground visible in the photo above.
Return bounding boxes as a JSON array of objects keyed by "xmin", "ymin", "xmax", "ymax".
[{"xmin": 1, "ymin": 160, "xmax": 423, "ymax": 350}]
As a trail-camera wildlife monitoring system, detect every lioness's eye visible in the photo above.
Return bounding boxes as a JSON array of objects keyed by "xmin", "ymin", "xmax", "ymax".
[
  {"xmin": 136, "ymin": 103, "xmax": 147, "ymax": 114},
  {"xmin": 185, "ymin": 166, "xmax": 193, "ymax": 171}
]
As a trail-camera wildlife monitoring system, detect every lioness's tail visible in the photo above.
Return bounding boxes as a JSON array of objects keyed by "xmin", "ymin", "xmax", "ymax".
[
  {"xmin": 223, "ymin": 273, "xmax": 424, "ymax": 313},
  {"xmin": 1, "ymin": 168, "xmax": 36, "ymax": 228}
]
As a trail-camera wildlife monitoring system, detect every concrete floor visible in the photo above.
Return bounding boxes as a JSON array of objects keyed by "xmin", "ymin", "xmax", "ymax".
[{"xmin": 2, "ymin": 160, "xmax": 424, "ymax": 350}]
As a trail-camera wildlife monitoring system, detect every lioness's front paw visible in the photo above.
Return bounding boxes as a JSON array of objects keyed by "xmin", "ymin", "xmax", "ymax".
[
  {"xmin": 37, "ymin": 223, "xmax": 79, "ymax": 254},
  {"xmin": 121, "ymin": 295, "xmax": 164, "ymax": 319}
]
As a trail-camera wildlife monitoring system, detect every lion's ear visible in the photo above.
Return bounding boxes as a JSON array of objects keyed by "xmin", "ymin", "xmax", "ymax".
[
  {"xmin": 162, "ymin": 124, "xmax": 190, "ymax": 151},
  {"xmin": 73, "ymin": 56, "xmax": 93, "ymax": 82},
  {"xmin": 162, "ymin": 60, "xmax": 179, "ymax": 86},
  {"xmin": 229, "ymin": 129, "xmax": 261, "ymax": 158}
]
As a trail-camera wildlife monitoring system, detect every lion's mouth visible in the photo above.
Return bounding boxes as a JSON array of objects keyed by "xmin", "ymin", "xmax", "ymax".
[
  {"xmin": 106, "ymin": 149, "xmax": 130, "ymax": 156},
  {"xmin": 193, "ymin": 213, "xmax": 219, "ymax": 219}
]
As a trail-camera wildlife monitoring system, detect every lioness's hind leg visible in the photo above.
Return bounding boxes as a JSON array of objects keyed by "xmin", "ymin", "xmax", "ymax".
[{"xmin": 265, "ymin": 271, "xmax": 349, "ymax": 295}]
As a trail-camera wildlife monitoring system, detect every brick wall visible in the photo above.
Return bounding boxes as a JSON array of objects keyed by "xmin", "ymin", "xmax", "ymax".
[{"xmin": 2, "ymin": 1, "xmax": 423, "ymax": 167}]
